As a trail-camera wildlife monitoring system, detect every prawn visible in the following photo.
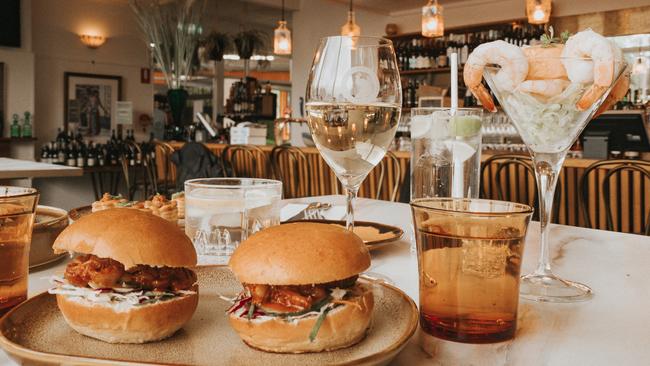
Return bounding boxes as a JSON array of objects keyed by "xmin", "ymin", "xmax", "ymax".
[
  {"xmin": 594, "ymin": 71, "xmax": 630, "ymax": 118},
  {"xmin": 518, "ymin": 79, "xmax": 570, "ymax": 98},
  {"xmin": 463, "ymin": 40, "xmax": 528, "ymax": 113},
  {"xmin": 561, "ymin": 29, "xmax": 622, "ymax": 110}
]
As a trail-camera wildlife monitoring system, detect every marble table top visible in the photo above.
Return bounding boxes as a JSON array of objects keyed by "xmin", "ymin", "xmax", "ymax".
[
  {"xmin": 0, "ymin": 158, "xmax": 82, "ymax": 179},
  {"xmin": 2, "ymin": 196, "xmax": 649, "ymax": 366}
]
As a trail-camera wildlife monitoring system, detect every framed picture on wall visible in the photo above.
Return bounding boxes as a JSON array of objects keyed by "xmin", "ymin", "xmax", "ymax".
[{"xmin": 64, "ymin": 72, "xmax": 122, "ymax": 137}]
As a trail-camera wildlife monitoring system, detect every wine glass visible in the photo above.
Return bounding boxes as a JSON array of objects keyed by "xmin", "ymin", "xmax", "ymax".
[
  {"xmin": 305, "ymin": 36, "xmax": 402, "ymax": 230},
  {"xmin": 483, "ymin": 58, "xmax": 627, "ymax": 302}
]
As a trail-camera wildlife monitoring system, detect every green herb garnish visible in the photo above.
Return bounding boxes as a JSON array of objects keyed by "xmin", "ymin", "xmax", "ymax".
[
  {"xmin": 115, "ymin": 201, "xmax": 135, "ymax": 207},
  {"xmin": 247, "ymin": 302, "xmax": 255, "ymax": 320},
  {"xmin": 309, "ymin": 307, "xmax": 331, "ymax": 342},
  {"xmin": 540, "ymin": 26, "xmax": 571, "ymax": 47}
]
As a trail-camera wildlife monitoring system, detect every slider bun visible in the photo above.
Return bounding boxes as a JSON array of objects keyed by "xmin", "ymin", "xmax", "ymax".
[
  {"xmin": 55, "ymin": 287, "xmax": 199, "ymax": 344},
  {"xmin": 53, "ymin": 208, "xmax": 196, "ymax": 268},
  {"xmin": 229, "ymin": 284, "xmax": 374, "ymax": 353},
  {"xmin": 229, "ymin": 223, "xmax": 370, "ymax": 285}
]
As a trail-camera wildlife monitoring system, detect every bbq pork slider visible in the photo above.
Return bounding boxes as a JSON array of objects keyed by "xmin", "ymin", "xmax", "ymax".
[
  {"xmin": 227, "ymin": 222, "xmax": 374, "ymax": 353},
  {"xmin": 49, "ymin": 209, "xmax": 198, "ymax": 343}
]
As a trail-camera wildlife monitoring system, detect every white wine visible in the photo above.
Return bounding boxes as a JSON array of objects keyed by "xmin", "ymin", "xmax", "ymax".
[{"xmin": 305, "ymin": 102, "xmax": 400, "ymax": 187}]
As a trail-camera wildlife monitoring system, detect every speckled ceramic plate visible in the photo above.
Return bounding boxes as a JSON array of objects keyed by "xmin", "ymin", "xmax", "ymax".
[
  {"xmin": 0, "ymin": 266, "xmax": 418, "ymax": 366},
  {"xmin": 287, "ymin": 220, "xmax": 404, "ymax": 251}
]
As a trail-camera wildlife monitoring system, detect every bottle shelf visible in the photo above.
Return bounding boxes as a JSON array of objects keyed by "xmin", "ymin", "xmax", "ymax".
[
  {"xmin": 399, "ymin": 67, "xmax": 464, "ymax": 75},
  {"xmin": 0, "ymin": 137, "xmax": 37, "ymax": 143}
]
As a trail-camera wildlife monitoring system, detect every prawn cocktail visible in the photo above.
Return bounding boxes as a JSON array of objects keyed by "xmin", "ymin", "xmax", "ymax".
[{"xmin": 464, "ymin": 28, "xmax": 629, "ymax": 153}]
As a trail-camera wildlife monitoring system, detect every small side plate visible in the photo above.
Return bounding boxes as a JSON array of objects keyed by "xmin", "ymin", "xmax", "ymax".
[{"xmin": 284, "ymin": 220, "xmax": 404, "ymax": 250}]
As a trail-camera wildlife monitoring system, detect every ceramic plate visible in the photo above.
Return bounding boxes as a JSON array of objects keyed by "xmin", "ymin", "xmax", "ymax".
[
  {"xmin": 0, "ymin": 266, "xmax": 418, "ymax": 366},
  {"xmin": 287, "ymin": 220, "xmax": 404, "ymax": 250}
]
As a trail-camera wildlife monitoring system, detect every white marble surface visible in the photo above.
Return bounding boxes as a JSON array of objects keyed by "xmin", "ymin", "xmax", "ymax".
[
  {"xmin": 2, "ymin": 196, "xmax": 649, "ymax": 365},
  {"xmin": 0, "ymin": 158, "xmax": 82, "ymax": 179}
]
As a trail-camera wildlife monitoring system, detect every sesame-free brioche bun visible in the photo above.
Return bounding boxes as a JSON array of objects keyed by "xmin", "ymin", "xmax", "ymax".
[
  {"xmin": 53, "ymin": 208, "xmax": 196, "ymax": 268},
  {"xmin": 229, "ymin": 284, "xmax": 373, "ymax": 353},
  {"xmin": 229, "ymin": 222, "xmax": 370, "ymax": 285},
  {"xmin": 55, "ymin": 285, "xmax": 199, "ymax": 343}
]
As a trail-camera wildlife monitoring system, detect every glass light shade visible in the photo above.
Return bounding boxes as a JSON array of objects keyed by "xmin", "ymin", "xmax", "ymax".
[
  {"xmin": 79, "ymin": 34, "xmax": 106, "ymax": 48},
  {"xmin": 274, "ymin": 20, "xmax": 292, "ymax": 55},
  {"xmin": 421, "ymin": 1, "xmax": 444, "ymax": 37},
  {"xmin": 526, "ymin": 0, "xmax": 551, "ymax": 24},
  {"xmin": 341, "ymin": 11, "xmax": 361, "ymax": 37}
]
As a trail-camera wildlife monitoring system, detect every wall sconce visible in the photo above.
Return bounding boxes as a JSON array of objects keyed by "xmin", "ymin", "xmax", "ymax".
[
  {"xmin": 79, "ymin": 34, "xmax": 106, "ymax": 49},
  {"xmin": 526, "ymin": 0, "xmax": 551, "ymax": 25}
]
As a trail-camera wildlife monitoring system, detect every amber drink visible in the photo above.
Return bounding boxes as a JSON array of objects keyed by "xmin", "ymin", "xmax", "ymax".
[
  {"xmin": 411, "ymin": 198, "xmax": 532, "ymax": 343},
  {"xmin": 0, "ymin": 187, "xmax": 39, "ymax": 316}
]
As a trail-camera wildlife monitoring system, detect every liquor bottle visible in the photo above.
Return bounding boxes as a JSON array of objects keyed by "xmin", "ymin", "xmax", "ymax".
[
  {"xmin": 58, "ymin": 143, "xmax": 66, "ymax": 164},
  {"xmin": 97, "ymin": 145, "xmax": 105, "ymax": 167},
  {"xmin": 40, "ymin": 143, "xmax": 50, "ymax": 163},
  {"xmin": 86, "ymin": 142, "xmax": 96, "ymax": 167},
  {"xmin": 75, "ymin": 130, "xmax": 83, "ymax": 144},
  {"xmin": 22, "ymin": 112, "xmax": 32, "ymax": 138},
  {"xmin": 66, "ymin": 143, "xmax": 76, "ymax": 166},
  {"xmin": 49, "ymin": 142, "xmax": 58, "ymax": 164},
  {"xmin": 10, "ymin": 114, "xmax": 20, "ymax": 138},
  {"xmin": 76, "ymin": 142, "xmax": 86, "ymax": 167}
]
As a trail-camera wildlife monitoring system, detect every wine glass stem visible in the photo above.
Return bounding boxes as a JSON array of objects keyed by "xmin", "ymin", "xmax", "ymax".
[
  {"xmin": 532, "ymin": 152, "xmax": 566, "ymax": 276},
  {"xmin": 345, "ymin": 185, "xmax": 359, "ymax": 231}
]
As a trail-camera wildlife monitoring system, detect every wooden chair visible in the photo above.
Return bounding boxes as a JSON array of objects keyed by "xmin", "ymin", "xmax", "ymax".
[
  {"xmin": 271, "ymin": 145, "xmax": 311, "ymax": 198},
  {"xmin": 119, "ymin": 141, "xmax": 151, "ymax": 200},
  {"xmin": 375, "ymin": 151, "xmax": 404, "ymax": 202},
  {"xmin": 151, "ymin": 141, "xmax": 176, "ymax": 195},
  {"xmin": 579, "ymin": 159, "xmax": 650, "ymax": 235},
  {"xmin": 480, "ymin": 153, "xmax": 561, "ymax": 222},
  {"xmin": 221, "ymin": 144, "xmax": 270, "ymax": 178}
]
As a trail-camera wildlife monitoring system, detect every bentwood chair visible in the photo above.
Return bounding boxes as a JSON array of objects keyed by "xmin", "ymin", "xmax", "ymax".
[
  {"xmin": 349, "ymin": 151, "xmax": 404, "ymax": 202},
  {"xmin": 579, "ymin": 159, "xmax": 650, "ymax": 235},
  {"xmin": 480, "ymin": 153, "xmax": 561, "ymax": 222},
  {"xmin": 150, "ymin": 141, "xmax": 176, "ymax": 195},
  {"xmin": 221, "ymin": 144, "xmax": 270, "ymax": 178},
  {"xmin": 271, "ymin": 145, "xmax": 311, "ymax": 198},
  {"xmin": 119, "ymin": 141, "xmax": 150, "ymax": 201}
]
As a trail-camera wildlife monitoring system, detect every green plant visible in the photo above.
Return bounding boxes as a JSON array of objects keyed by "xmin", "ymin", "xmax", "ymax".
[
  {"xmin": 202, "ymin": 32, "xmax": 231, "ymax": 62},
  {"xmin": 234, "ymin": 30, "xmax": 266, "ymax": 60}
]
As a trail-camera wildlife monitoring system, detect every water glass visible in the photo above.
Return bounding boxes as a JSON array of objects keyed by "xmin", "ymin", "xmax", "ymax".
[
  {"xmin": 411, "ymin": 198, "xmax": 532, "ymax": 344},
  {"xmin": 410, "ymin": 108, "xmax": 482, "ymax": 200},
  {"xmin": 0, "ymin": 187, "xmax": 39, "ymax": 316},
  {"xmin": 184, "ymin": 178, "xmax": 282, "ymax": 265}
]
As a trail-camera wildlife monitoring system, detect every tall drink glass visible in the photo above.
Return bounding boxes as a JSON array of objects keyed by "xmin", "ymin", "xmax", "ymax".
[
  {"xmin": 184, "ymin": 178, "xmax": 282, "ymax": 265},
  {"xmin": 410, "ymin": 108, "xmax": 482, "ymax": 200},
  {"xmin": 0, "ymin": 187, "xmax": 39, "ymax": 316},
  {"xmin": 412, "ymin": 198, "xmax": 533, "ymax": 343}
]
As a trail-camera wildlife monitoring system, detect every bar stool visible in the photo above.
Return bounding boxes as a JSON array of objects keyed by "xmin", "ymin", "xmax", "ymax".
[
  {"xmin": 579, "ymin": 159, "xmax": 650, "ymax": 235},
  {"xmin": 221, "ymin": 144, "xmax": 270, "ymax": 178},
  {"xmin": 271, "ymin": 145, "xmax": 311, "ymax": 198}
]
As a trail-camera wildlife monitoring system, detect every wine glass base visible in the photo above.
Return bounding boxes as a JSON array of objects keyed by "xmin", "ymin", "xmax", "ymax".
[{"xmin": 520, "ymin": 272, "xmax": 593, "ymax": 303}]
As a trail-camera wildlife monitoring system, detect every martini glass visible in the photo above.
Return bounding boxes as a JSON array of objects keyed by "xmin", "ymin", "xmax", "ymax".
[{"xmin": 483, "ymin": 59, "xmax": 627, "ymax": 302}]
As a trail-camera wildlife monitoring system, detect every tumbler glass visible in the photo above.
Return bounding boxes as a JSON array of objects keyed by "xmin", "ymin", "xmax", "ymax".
[
  {"xmin": 411, "ymin": 198, "xmax": 533, "ymax": 343},
  {"xmin": 410, "ymin": 108, "xmax": 482, "ymax": 200},
  {"xmin": 0, "ymin": 187, "xmax": 39, "ymax": 316},
  {"xmin": 184, "ymin": 178, "xmax": 282, "ymax": 265}
]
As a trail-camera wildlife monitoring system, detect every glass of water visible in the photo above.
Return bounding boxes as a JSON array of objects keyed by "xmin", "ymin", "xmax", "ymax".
[
  {"xmin": 410, "ymin": 108, "xmax": 483, "ymax": 200},
  {"xmin": 184, "ymin": 178, "xmax": 282, "ymax": 265}
]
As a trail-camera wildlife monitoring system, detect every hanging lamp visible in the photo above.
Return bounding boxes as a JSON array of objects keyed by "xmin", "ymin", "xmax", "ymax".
[
  {"xmin": 341, "ymin": 0, "xmax": 360, "ymax": 37},
  {"xmin": 274, "ymin": 0, "xmax": 292, "ymax": 55},
  {"xmin": 526, "ymin": 0, "xmax": 551, "ymax": 25},
  {"xmin": 421, "ymin": 0, "xmax": 444, "ymax": 38}
]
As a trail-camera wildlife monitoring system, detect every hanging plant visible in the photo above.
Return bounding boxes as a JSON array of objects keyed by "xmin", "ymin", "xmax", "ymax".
[
  {"xmin": 202, "ymin": 32, "xmax": 231, "ymax": 62},
  {"xmin": 234, "ymin": 30, "xmax": 266, "ymax": 60}
]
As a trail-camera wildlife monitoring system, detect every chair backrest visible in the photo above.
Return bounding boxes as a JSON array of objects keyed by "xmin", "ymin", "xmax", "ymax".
[
  {"xmin": 221, "ymin": 145, "xmax": 270, "ymax": 178},
  {"xmin": 152, "ymin": 141, "xmax": 176, "ymax": 195},
  {"xmin": 375, "ymin": 151, "xmax": 403, "ymax": 202},
  {"xmin": 579, "ymin": 159, "xmax": 650, "ymax": 235},
  {"xmin": 271, "ymin": 145, "xmax": 311, "ymax": 198}
]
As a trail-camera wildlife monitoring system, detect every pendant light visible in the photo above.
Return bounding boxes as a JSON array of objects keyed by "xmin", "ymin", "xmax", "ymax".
[
  {"xmin": 421, "ymin": 0, "xmax": 444, "ymax": 38},
  {"xmin": 526, "ymin": 0, "xmax": 551, "ymax": 25},
  {"xmin": 274, "ymin": 0, "xmax": 292, "ymax": 55},
  {"xmin": 341, "ymin": 0, "xmax": 360, "ymax": 37}
]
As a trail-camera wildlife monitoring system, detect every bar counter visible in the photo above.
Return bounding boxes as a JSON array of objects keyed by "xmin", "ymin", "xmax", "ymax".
[{"xmin": 167, "ymin": 142, "xmax": 649, "ymax": 234}]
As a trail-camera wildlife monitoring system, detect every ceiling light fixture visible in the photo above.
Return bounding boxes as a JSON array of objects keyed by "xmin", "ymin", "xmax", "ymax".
[
  {"xmin": 341, "ymin": 0, "xmax": 360, "ymax": 37},
  {"xmin": 79, "ymin": 34, "xmax": 106, "ymax": 49},
  {"xmin": 274, "ymin": 0, "xmax": 292, "ymax": 55},
  {"xmin": 526, "ymin": 0, "xmax": 551, "ymax": 25},
  {"xmin": 421, "ymin": 0, "xmax": 444, "ymax": 38}
]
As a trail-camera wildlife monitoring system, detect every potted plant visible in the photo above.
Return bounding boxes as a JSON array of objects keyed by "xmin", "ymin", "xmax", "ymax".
[
  {"xmin": 233, "ymin": 30, "xmax": 266, "ymax": 76},
  {"xmin": 202, "ymin": 32, "xmax": 231, "ymax": 62}
]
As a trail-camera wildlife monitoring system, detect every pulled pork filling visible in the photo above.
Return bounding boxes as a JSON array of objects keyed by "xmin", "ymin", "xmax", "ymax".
[
  {"xmin": 244, "ymin": 275, "xmax": 358, "ymax": 313},
  {"xmin": 64, "ymin": 254, "xmax": 196, "ymax": 292}
]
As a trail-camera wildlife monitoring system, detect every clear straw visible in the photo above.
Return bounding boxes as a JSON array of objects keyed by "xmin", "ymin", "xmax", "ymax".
[{"xmin": 450, "ymin": 52, "xmax": 458, "ymax": 114}]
